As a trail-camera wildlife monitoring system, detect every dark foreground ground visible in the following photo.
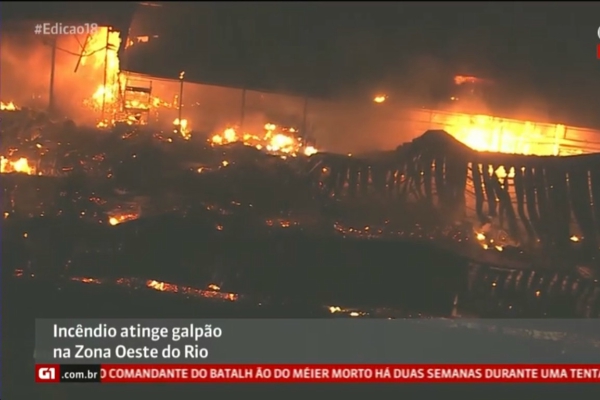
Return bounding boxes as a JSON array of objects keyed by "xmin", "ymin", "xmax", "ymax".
[
  {"xmin": 4, "ymin": 239, "xmax": 600, "ymax": 398},
  {"xmin": 5, "ymin": 279, "xmax": 600, "ymax": 399}
]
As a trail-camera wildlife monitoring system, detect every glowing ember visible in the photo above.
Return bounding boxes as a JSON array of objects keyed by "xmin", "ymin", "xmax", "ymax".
[
  {"xmin": 108, "ymin": 213, "xmax": 139, "ymax": 226},
  {"xmin": 47, "ymin": 275, "xmax": 240, "ymax": 302},
  {"xmin": 570, "ymin": 235, "xmax": 581, "ymax": 242},
  {"xmin": 1, "ymin": 157, "xmax": 34, "ymax": 174},
  {"xmin": 173, "ymin": 118, "xmax": 191, "ymax": 140},
  {"xmin": 71, "ymin": 277, "xmax": 102, "ymax": 284},
  {"xmin": 373, "ymin": 95, "xmax": 387, "ymax": 103},
  {"xmin": 0, "ymin": 101, "xmax": 18, "ymax": 110},
  {"xmin": 454, "ymin": 75, "xmax": 485, "ymax": 85},
  {"xmin": 146, "ymin": 280, "xmax": 238, "ymax": 301},
  {"xmin": 327, "ymin": 305, "xmax": 368, "ymax": 317},
  {"xmin": 265, "ymin": 219, "xmax": 296, "ymax": 228},
  {"xmin": 210, "ymin": 123, "xmax": 317, "ymax": 157}
]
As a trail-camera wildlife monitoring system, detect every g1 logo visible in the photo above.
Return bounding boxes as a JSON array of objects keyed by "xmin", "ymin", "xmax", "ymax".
[{"xmin": 38, "ymin": 367, "xmax": 56, "ymax": 380}]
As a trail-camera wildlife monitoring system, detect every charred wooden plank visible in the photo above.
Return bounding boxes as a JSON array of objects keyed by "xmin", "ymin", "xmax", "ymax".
[{"xmin": 481, "ymin": 163, "xmax": 498, "ymax": 217}]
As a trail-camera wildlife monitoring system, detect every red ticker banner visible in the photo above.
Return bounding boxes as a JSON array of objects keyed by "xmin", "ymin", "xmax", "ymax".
[{"xmin": 36, "ymin": 364, "xmax": 600, "ymax": 383}]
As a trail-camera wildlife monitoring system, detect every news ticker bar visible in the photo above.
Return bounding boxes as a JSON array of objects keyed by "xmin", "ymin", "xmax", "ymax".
[
  {"xmin": 36, "ymin": 319, "xmax": 600, "ymax": 364},
  {"xmin": 36, "ymin": 364, "xmax": 600, "ymax": 383}
]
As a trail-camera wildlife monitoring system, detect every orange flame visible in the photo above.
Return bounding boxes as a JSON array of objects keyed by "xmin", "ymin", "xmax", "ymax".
[
  {"xmin": 210, "ymin": 123, "xmax": 317, "ymax": 157},
  {"xmin": 0, "ymin": 101, "xmax": 18, "ymax": 111},
  {"xmin": 442, "ymin": 113, "xmax": 565, "ymax": 155},
  {"xmin": 81, "ymin": 27, "xmax": 123, "ymax": 125},
  {"xmin": 1, "ymin": 157, "xmax": 34, "ymax": 174},
  {"xmin": 173, "ymin": 118, "xmax": 191, "ymax": 139}
]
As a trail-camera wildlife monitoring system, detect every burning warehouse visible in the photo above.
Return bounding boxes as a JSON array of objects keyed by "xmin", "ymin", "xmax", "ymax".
[
  {"xmin": 3, "ymin": 4, "xmax": 600, "ymax": 391},
  {"xmin": 2, "ymin": 4, "xmax": 600, "ymax": 266}
]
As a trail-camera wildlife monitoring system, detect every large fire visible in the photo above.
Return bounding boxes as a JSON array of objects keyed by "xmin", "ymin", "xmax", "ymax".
[
  {"xmin": 79, "ymin": 30, "xmax": 183, "ymax": 128},
  {"xmin": 79, "ymin": 27, "xmax": 123, "ymax": 126},
  {"xmin": 440, "ymin": 113, "xmax": 569, "ymax": 156},
  {"xmin": 1, "ymin": 156, "xmax": 34, "ymax": 174},
  {"xmin": 64, "ymin": 30, "xmax": 576, "ymax": 158},
  {"xmin": 2, "ymin": 27, "xmax": 592, "ymax": 163},
  {"xmin": 210, "ymin": 123, "xmax": 317, "ymax": 157}
]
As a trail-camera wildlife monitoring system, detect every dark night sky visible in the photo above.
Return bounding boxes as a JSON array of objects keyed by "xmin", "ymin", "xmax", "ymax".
[{"xmin": 3, "ymin": 2, "xmax": 600, "ymax": 125}]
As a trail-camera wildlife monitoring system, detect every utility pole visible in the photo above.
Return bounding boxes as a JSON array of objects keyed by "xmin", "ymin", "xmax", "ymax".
[
  {"xmin": 48, "ymin": 36, "xmax": 57, "ymax": 114},
  {"xmin": 301, "ymin": 96, "xmax": 309, "ymax": 141},
  {"xmin": 100, "ymin": 27, "xmax": 110, "ymax": 123},
  {"xmin": 240, "ymin": 88, "xmax": 246, "ymax": 131},
  {"xmin": 74, "ymin": 33, "xmax": 91, "ymax": 73}
]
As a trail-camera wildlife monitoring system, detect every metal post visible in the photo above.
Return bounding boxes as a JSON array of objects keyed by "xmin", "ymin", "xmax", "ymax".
[
  {"xmin": 101, "ymin": 27, "xmax": 110, "ymax": 123},
  {"xmin": 48, "ymin": 36, "xmax": 57, "ymax": 113},
  {"xmin": 178, "ymin": 71, "xmax": 185, "ymax": 134},
  {"xmin": 240, "ymin": 88, "xmax": 246, "ymax": 131}
]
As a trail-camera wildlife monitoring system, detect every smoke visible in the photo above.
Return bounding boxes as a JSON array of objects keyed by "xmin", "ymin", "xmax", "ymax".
[
  {"xmin": 293, "ymin": 54, "xmax": 455, "ymax": 153},
  {"xmin": 0, "ymin": 29, "xmax": 109, "ymax": 125},
  {"xmin": 1, "ymin": 32, "xmax": 51, "ymax": 107}
]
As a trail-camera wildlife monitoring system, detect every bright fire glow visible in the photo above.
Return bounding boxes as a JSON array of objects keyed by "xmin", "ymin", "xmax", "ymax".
[
  {"xmin": 0, "ymin": 101, "xmax": 18, "ymax": 111},
  {"xmin": 91, "ymin": 85, "xmax": 116, "ymax": 108},
  {"xmin": 173, "ymin": 118, "xmax": 191, "ymax": 139},
  {"xmin": 303, "ymin": 146, "xmax": 318, "ymax": 156},
  {"xmin": 374, "ymin": 95, "xmax": 387, "ymax": 103},
  {"xmin": 210, "ymin": 123, "xmax": 317, "ymax": 157},
  {"xmin": 1, "ymin": 157, "xmax": 34, "ymax": 174},
  {"xmin": 80, "ymin": 27, "xmax": 123, "ymax": 126},
  {"xmin": 442, "ymin": 113, "xmax": 566, "ymax": 155}
]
